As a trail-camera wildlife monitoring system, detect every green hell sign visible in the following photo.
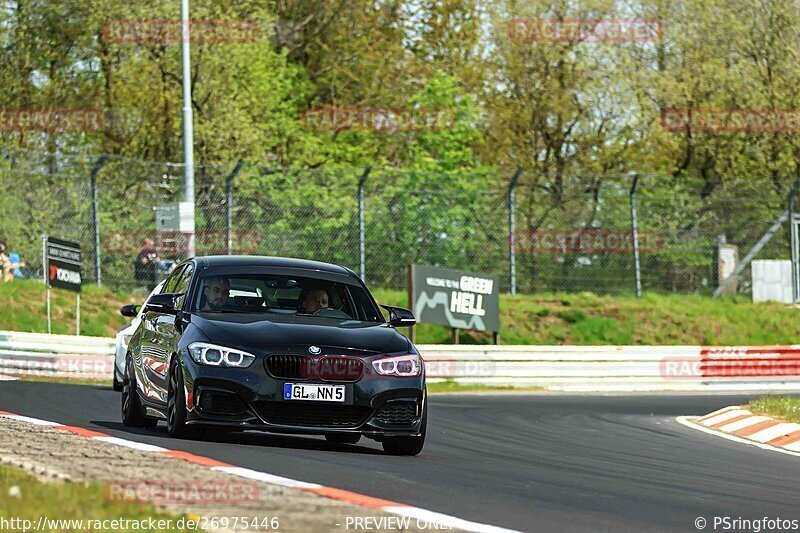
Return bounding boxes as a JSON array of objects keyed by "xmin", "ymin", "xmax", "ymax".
[{"xmin": 409, "ymin": 264, "xmax": 500, "ymax": 332}]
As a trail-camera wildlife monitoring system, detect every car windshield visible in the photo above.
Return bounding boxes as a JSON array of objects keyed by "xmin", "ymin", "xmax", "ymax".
[{"xmin": 192, "ymin": 272, "xmax": 384, "ymax": 324}]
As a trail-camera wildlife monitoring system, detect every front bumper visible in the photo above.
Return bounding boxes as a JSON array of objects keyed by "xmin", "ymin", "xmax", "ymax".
[{"xmin": 180, "ymin": 355, "xmax": 426, "ymax": 439}]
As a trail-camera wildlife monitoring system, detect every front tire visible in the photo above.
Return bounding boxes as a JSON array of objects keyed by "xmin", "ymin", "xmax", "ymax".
[
  {"xmin": 167, "ymin": 360, "xmax": 201, "ymax": 440},
  {"xmin": 381, "ymin": 402, "xmax": 426, "ymax": 456},
  {"xmin": 121, "ymin": 356, "xmax": 145, "ymax": 427}
]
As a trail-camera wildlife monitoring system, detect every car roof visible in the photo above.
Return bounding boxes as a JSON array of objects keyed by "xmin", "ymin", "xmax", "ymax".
[{"xmin": 193, "ymin": 255, "xmax": 355, "ymax": 276}]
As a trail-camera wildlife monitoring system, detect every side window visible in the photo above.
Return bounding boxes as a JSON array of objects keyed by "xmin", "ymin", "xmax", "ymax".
[
  {"xmin": 162, "ymin": 265, "xmax": 185, "ymax": 294},
  {"xmin": 173, "ymin": 265, "xmax": 193, "ymax": 309}
]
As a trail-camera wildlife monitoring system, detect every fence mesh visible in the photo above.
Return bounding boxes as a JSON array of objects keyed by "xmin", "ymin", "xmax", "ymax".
[{"xmin": 1, "ymin": 145, "xmax": 795, "ymax": 296}]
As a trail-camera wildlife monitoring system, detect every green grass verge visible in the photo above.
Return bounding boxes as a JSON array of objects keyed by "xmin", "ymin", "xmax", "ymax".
[
  {"xmin": 0, "ymin": 463, "xmax": 193, "ymax": 532},
  {"xmin": 17, "ymin": 375, "xmax": 113, "ymax": 387},
  {"xmin": 2, "ymin": 280, "xmax": 799, "ymax": 345},
  {"xmin": 427, "ymin": 380, "xmax": 542, "ymax": 393},
  {"xmin": 0, "ymin": 279, "xmax": 134, "ymax": 337},
  {"xmin": 747, "ymin": 395, "xmax": 800, "ymax": 424}
]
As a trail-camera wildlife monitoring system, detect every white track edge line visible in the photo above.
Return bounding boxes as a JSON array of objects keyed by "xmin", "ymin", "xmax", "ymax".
[
  {"xmin": 676, "ymin": 416, "xmax": 800, "ymax": 458},
  {"xmin": 0, "ymin": 413, "xmax": 63, "ymax": 426},
  {"xmin": 384, "ymin": 505, "xmax": 521, "ymax": 533}
]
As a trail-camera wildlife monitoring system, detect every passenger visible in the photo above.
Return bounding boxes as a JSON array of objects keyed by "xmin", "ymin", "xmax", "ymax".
[
  {"xmin": 201, "ymin": 277, "xmax": 230, "ymax": 311},
  {"xmin": 297, "ymin": 287, "xmax": 330, "ymax": 314}
]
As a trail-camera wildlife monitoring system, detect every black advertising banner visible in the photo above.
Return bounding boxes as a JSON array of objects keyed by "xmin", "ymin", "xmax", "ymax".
[
  {"xmin": 47, "ymin": 237, "xmax": 82, "ymax": 292},
  {"xmin": 410, "ymin": 264, "xmax": 500, "ymax": 332}
]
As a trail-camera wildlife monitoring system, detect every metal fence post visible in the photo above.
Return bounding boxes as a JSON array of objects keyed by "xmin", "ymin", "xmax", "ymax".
[
  {"xmin": 358, "ymin": 167, "xmax": 372, "ymax": 281},
  {"xmin": 508, "ymin": 169, "xmax": 522, "ymax": 295},
  {"xmin": 630, "ymin": 174, "xmax": 642, "ymax": 298},
  {"xmin": 90, "ymin": 155, "xmax": 107, "ymax": 285},
  {"xmin": 225, "ymin": 161, "xmax": 245, "ymax": 255},
  {"xmin": 789, "ymin": 178, "xmax": 800, "ymax": 302}
]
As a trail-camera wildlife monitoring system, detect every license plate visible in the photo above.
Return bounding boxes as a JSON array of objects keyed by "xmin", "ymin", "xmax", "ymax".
[{"xmin": 283, "ymin": 383, "xmax": 345, "ymax": 402}]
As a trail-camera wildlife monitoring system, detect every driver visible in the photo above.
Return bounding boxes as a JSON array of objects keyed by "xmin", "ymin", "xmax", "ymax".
[
  {"xmin": 298, "ymin": 287, "xmax": 329, "ymax": 314},
  {"xmin": 202, "ymin": 277, "xmax": 230, "ymax": 311}
]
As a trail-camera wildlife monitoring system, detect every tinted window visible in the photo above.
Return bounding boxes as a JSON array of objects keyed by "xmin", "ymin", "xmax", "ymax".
[
  {"xmin": 173, "ymin": 264, "xmax": 193, "ymax": 309},
  {"xmin": 192, "ymin": 272, "xmax": 382, "ymax": 324}
]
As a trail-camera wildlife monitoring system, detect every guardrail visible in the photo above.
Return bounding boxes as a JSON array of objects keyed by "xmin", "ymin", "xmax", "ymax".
[
  {"xmin": 0, "ymin": 330, "xmax": 115, "ymax": 379},
  {"xmin": 419, "ymin": 344, "xmax": 800, "ymax": 391},
  {"xmin": 1, "ymin": 331, "xmax": 798, "ymax": 391}
]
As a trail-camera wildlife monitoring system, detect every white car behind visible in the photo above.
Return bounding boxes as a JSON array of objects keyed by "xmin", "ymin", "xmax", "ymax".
[{"xmin": 113, "ymin": 282, "xmax": 164, "ymax": 391}]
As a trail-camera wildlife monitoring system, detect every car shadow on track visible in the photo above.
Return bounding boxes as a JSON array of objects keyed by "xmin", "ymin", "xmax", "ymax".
[{"xmin": 91, "ymin": 420, "xmax": 385, "ymax": 455}]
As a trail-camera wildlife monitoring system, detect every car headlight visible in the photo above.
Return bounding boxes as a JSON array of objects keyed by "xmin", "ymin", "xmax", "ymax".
[
  {"xmin": 371, "ymin": 354, "xmax": 422, "ymax": 377},
  {"xmin": 188, "ymin": 342, "xmax": 256, "ymax": 368}
]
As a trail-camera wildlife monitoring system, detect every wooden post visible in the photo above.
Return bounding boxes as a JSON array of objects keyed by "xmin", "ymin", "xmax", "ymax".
[{"xmin": 451, "ymin": 328, "xmax": 459, "ymax": 344}]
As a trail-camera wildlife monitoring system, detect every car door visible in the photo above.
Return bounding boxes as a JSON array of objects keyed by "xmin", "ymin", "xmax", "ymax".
[{"xmin": 141, "ymin": 264, "xmax": 185, "ymax": 404}]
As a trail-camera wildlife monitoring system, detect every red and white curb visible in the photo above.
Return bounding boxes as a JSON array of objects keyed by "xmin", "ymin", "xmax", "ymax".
[
  {"xmin": 0, "ymin": 410, "xmax": 517, "ymax": 533},
  {"xmin": 677, "ymin": 405, "xmax": 800, "ymax": 457},
  {"xmin": 0, "ymin": 373, "xmax": 18, "ymax": 381}
]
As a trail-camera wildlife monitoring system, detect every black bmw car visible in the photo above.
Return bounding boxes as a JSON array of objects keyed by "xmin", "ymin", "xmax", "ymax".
[{"xmin": 121, "ymin": 256, "xmax": 426, "ymax": 455}]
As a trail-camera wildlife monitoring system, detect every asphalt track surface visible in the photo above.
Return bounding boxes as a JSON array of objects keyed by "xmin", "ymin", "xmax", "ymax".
[{"xmin": 1, "ymin": 382, "xmax": 799, "ymax": 532}]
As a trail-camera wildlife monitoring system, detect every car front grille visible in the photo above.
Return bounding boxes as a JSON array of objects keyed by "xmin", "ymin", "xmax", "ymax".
[
  {"xmin": 265, "ymin": 354, "xmax": 364, "ymax": 382},
  {"xmin": 375, "ymin": 401, "xmax": 418, "ymax": 424},
  {"xmin": 251, "ymin": 401, "xmax": 372, "ymax": 428},
  {"xmin": 265, "ymin": 354, "xmax": 312, "ymax": 379}
]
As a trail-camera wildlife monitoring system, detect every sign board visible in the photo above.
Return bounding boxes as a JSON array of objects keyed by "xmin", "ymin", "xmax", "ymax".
[
  {"xmin": 156, "ymin": 202, "xmax": 195, "ymax": 232},
  {"xmin": 752, "ymin": 259, "xmax": 792, "ymax": 304},
  {"xmin": 410, "ymin": 264, "xmax": 500, "ymax": 332},
  {"xmin": 717, "ymin": 244, "xmax": 739, "ymax": 295},
  {"xmin": 46, "ymin": 237, "xmax": 82, "ymax": 293}
]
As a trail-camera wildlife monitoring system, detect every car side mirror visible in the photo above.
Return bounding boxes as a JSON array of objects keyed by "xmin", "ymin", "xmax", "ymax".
[
  {"xmin": 381, "ymin": 305, "xmax": 416, "ymax": 327},
  {"xmin": 119, "ymin": 304, "xmax": 139, "ymax": 318},
  {"xmin": 144, "ymin": 293, "xmax": 180, "ymax": 315}
]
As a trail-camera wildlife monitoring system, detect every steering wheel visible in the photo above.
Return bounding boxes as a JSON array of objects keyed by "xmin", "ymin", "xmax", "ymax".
[{"xmin": 310, "ymin": 307, "xmax": 351, "ymax": 319}]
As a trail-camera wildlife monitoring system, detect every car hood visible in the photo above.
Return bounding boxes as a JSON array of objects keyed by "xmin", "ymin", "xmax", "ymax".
[{"xmin": 190, "ymin": 313, "xmax": 410, "ymax": 355}]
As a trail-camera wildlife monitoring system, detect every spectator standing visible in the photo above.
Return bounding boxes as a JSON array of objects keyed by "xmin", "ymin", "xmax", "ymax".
[
  {"xmin": 134, "ymin": 238, "xmax": 160, "ymax": 290},
  {"xmin": 0, "ymin": 240, "xmax": 24, "ymax": 282}
]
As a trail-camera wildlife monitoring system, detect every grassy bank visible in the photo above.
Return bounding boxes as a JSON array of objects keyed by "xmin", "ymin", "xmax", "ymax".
[
  {"xmin": 373, "ymin": 289, "xmax": 800, "ymax": 345},
  {"xmin": 0, "ymin": 463, "xmax": 192, "ymax": 532},
  {"xmin": 0, "ymin": 279, "xmax": 133, "ymax": 337},
  {"xmin": 2, "ymin": 279, "xmax": 799, "ymax": 345},
  {"xmin": 748, "ymin": 396, "xmax": 800, "ymax": 423}
]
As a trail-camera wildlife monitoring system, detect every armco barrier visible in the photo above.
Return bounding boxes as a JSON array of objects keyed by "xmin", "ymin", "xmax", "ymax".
[
  {"xmin": 0, "ymin": 331, "xmax": 799, "ymax": 391},
  {"xmin": 0, "ymin": 330, "xmax": 115, "ymax": 379},
  {"xmin": 418, "ymin": 344, "xmax": 800, "ymax": 392}
]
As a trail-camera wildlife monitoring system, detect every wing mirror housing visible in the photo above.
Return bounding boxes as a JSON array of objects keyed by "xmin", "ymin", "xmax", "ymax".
[
  {"xmin": 144, "ymin": 293, "xmax": 181, "ymax": 315},
  {"xmin": 119, "ymin": 304, "xmax": 139, "ymax": 318},
  {"xmin": 381, "ymin": 305, "xmax": 416, "ymax": 327}
]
